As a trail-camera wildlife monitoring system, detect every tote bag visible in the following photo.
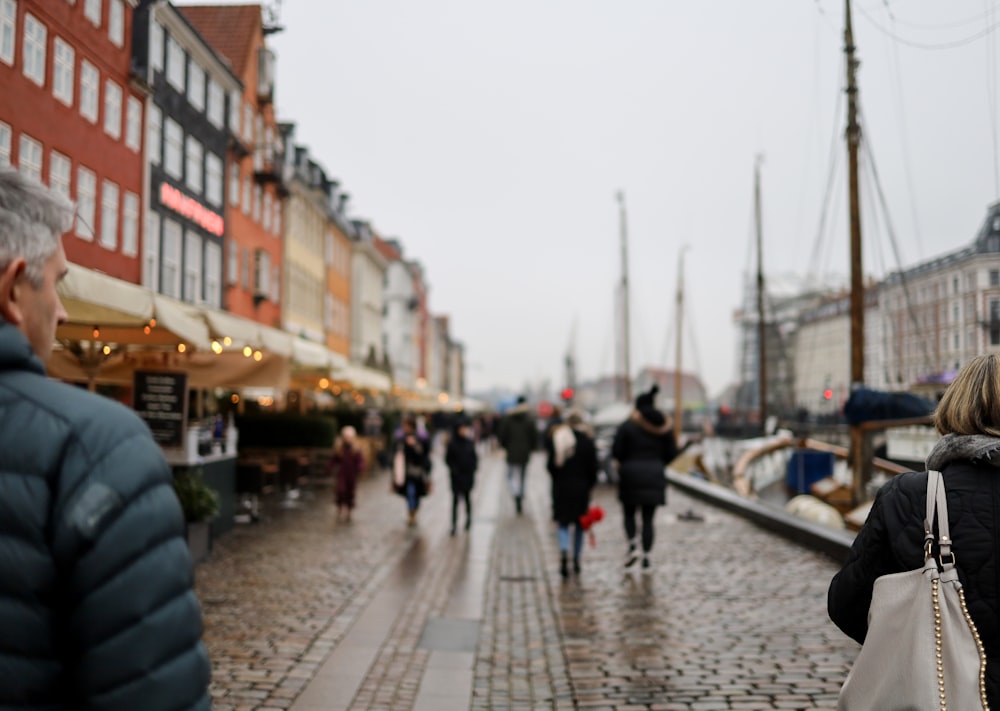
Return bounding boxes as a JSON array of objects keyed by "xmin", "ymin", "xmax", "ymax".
[{"xmin": 837, "ymin": 470, "xmax": 988, "ymax": 711}]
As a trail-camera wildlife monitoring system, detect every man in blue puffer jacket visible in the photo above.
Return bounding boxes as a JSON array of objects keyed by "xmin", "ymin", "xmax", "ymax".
[{"xmin": 0, "ymin": 168, "xmax": 210, "ymax": 709}]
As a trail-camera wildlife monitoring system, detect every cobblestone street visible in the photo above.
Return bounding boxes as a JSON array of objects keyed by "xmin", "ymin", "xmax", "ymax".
[{"xmin": 197, "ymin": 446, "xmax": 860, "ymax": 710}]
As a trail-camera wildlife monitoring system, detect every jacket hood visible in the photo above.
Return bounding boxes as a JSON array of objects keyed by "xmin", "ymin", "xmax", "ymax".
[
  {"xmin": 926, "ymin": 433, "xmax": 1000, "ymax": 471},
  {"xmin": 631, "ymin": 408, "xmax": 671, "ymax": 435},
  {"xmin": 0, "ymin": 317, "xmax": 45, "ymax": 375}
]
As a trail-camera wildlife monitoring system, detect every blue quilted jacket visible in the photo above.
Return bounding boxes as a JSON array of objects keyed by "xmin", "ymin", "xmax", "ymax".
[{"xmin": 0, "ymin": 318, "xmax": 210, "ymax": 710}]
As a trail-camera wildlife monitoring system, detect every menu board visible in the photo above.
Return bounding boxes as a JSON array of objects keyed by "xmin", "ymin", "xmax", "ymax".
[{"xmin": 133, "ymin": 371, "xmax": 188, "ymax": 448}]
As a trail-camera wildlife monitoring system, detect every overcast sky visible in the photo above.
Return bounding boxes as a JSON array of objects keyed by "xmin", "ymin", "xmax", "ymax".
[{"xmin": 186, "ymin": 0, "xmax": 1000, "ymax": 398}]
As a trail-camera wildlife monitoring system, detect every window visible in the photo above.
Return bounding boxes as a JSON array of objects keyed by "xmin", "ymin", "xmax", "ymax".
[
  {"xmin": 166, "ymin": 36, "xmax": 185, "ymax": 93},
  {"xmin": 183, "ymin": 230, "xmax": 202, "ymax": 302},
  {"xmin": 49, "ymin": 151, "xmax": 71, "ymax": 199},
  {"xmin": 991, "ymin": 270, "xmax": 999, "ymax": 288},
  {"xmin": 229, "ymin": 161, "xmax": 240, "ymax": 204},
  {"xmin": 205, "ymin": 152, "xmax": 222, "ymax": 207},
  {"xmin": 80, "ymin": 60, "xmax": 99, "ymax": 123},
  {"xmin": 270, "ymin": 266, "xmax": 279, "ymax": 302},
  {"xmin": 122, "ymin": 191, "xmax": 138, "ymax": 256},
  {"xmin": 226, "ymin": 242, "xmax": 238, "ymax": 285},
  {"xmin": 241, "ymin": 175, "xmax": 250, "ymax": 215},
  {"xmin": 18, "ymin": 134, "xmax": 42, "ymax": 182},
  {"xmin": 243, "ymin": 103, "xmax": 253, "ymax": 144},
  {"xmin": 187, "ymin": 60, "xmax": 204, "ymax": 111},
  {"xmin": 103, "ymin": 80, "xmax": 122, "ymax": 139},
  {"xmin": 53, "ymin": 38, "xmax": 74, "ymax": 106},
  {"xmin": 207, "ymin": 79, "xmax": 224, "ymax": 128},
  {"xmin": 124, "ymin": 96, "xmax": 141, "ymax": 151},
  {"xmin": 992, "ymin": 299, "xmax": 1000, "ymax": 346},
  {"xmin": 229, "ymin": 89, "xmax": 241, "ymax": 133},
  {"xmin": 107, "ymin": 0, "xmax": 123, "ymax": 46},
  {"xmin": 163, "ymin": 117, "xmax": 182, "ymax": 179},
  {"xmin": 240, "ymin": 247, "xmax": 249, "ymax": 288},
  {"xmin": 273, "ymin": 201, "xmax": 281, "ymax": 233},
  {"xmin": 100, "ymin": 179, "xmax": 118, "ymax": 249},
  {"xmin": 143, "ymin": 212, "xmax": 160, "ymax": 289},
  {"xmin": 161, "ymin": 219, "xmax": 181, "ymax": 298},
  {"xmin": 252, "ymin": 184, "xmax": 261, "ymax": 221},
  {"xmin": 84, "ymin": 0, "xmax": 101, "ymax": 26},
  {"xmin": 149, "ymin": 20, "xmax": 163, "ymax": 72},
  {"xmin": 147, "ymin": 103, "xmax": 161, "ymax": 165},
  {"xmin": 184, "ymin": 136, "xmax": 202, "ymax": 193},
  {"xmin": 204, "ymin": 241, "xmax": 221, "ymax": 307},
  {"xmin": 253, "ymin": 249, "xmax": 270, "ymax": 296},
  {"xmin": 262, "ymin": 192, "xmax": 272, "ymax": 232},
  {"xmin": 76, "ymin": 166, "xmax": 96, "ymax": 240},
  {"xmin": 23, "ymin": 14, "xmax": 47, "ymax": 87},
  {"xmin": 0, "ymin": 0, "xmax": 15, "ymax": 66}
]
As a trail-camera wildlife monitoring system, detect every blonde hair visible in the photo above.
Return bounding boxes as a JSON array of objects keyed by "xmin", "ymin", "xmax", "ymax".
[{"xmin": 933, "ymin": 354, "xmax": 1000, "ymax": 437}]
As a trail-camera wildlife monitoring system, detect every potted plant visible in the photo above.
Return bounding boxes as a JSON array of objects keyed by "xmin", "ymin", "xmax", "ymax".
[{"xmin": 173, "ymin": 467, "xmax": 220, "ymax": 563}]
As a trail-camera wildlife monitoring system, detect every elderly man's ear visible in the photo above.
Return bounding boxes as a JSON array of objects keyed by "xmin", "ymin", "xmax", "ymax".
[{"xmin": 0, "ymin": 258, "xmax": 27, "ymax": 326}]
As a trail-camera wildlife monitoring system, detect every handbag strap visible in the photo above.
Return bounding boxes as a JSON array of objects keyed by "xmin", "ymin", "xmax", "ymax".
[{"xmin": 924, "ymin": 469, "xmax": 955, "ymax": 569}]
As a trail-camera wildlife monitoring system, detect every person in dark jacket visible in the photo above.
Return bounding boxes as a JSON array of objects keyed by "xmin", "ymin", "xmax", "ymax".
[
  {"xmin": 393, "ymin": 415, "xmax": 433, "ymax": 526},
  {"xmin": 546, "ymin": 409, "xmax": 599, "ymax": 578},
  {"xmin": 828, "ymin": 353, "xmax": 1000, "ymax": 706},
  {"xmin": 445, "ymin": 417, "xmax": 478, "ymax": 535},
  {"xmin": 612, "ymin": 384, "xmax": 678, "ymax": 570},
  {"xmin": 330, "ymin": 425, "xmax": 365, "ymax": 522},
  {"xmin": 0, "ymin": 168, "xmax": 211, "ymax": 709},
  {"xmin": 498, "ymin": 395, "xmax": 538, "ymax": 514}
]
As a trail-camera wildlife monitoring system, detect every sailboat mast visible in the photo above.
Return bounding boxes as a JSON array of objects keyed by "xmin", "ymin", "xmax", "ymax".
[
  {"xmin": 617, "ymin": 191, "xmax": 633, "ymax": 404},
  {"xmin": 845, "ymin": 0, "xmax": 868, "ymax": 502},
  {"xmin": 755, "ymin": 157, "xmax": 767, "ymax": 429},
  {"xmin": 674, "ymin": 247, "xmax": 688, "ymax": 442}
]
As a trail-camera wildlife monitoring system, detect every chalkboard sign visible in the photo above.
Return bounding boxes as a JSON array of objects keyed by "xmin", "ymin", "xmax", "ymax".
[{"xmin": 134, "ymin": 371, "xmax": 188, "ymax": 448}]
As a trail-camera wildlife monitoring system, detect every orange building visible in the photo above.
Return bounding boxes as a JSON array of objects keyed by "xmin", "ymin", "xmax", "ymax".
[{"xmin": 325, "ymin": 198, "xmax": 353, "ymax": 359}]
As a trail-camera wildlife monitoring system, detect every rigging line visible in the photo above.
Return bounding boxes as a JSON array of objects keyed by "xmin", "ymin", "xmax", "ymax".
[
  {"xmin": 856, "ymin": 3, "xmax": 1000, "ymax": 50},
  {"xmin": 807, "ymin": 81, "xmax": 845, "ymax": 281},
  {"xmin": 877, "ymin": 2, "xmax": 1000, "ymax": 31},
  {"xmin": 859, "ymin": 133, "xmax": 936, "ymax": 374}
]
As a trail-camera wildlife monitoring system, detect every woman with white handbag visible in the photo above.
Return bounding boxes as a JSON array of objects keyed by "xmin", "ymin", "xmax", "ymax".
[{"xmin": 828, "ymin": 354, "xmax": 1000, "ymax": 709}]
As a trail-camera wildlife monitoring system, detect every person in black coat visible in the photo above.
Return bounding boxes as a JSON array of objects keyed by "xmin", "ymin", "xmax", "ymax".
[
  {"xmin": 445, "ymin": 418, "xmax": 478, "ymax": 535},
  {"xmin": 828, "ymin": 353, "xmax": 1000, "ymax": 707},
  {"xmin": 612, "ymin": 384, "xmax": 678, "ymax": 570},
  {"xmin": 546, "ymin": 409, "xmax": 599, "ymax": 578},
  {"xmin": 393, "ymin": 415, "xmax": 433, "ymax": 527}
]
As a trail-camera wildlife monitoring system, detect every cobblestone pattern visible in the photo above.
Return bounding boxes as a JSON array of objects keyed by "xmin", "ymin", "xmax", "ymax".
[{"xmin": 526, "ymin": 456, "xmax": 860, "ymax": 710}]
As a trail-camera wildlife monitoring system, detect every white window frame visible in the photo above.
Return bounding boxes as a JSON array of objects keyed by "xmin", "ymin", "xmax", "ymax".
[
  {"xmin": 80, "ymin": 59, "xmax": 99, "ymax": 123},
  {"xmin": 183, "ymin": 230, "xmax": 202, "ymax": 303},
  {"xmin": 122, "ymin": 191, "xmax": 139, "ymax": 256},
  {"xmin": 143, "ymin": 211, "xmax": 160, "ymax": 290},
  {"xmin": 76, "ymin": 165, "xmax": 96, "ymax": 240},
  {"xmin": 147, "ymin": 103, "xmax": 162, "ymax": 165},
  {"xmin": 107, "ymin": 0, "xmax": 123, "ymax": 47},
  {"xmin": 273, "ymin": 201, "xmax": 281, "ymax": 234},
  {"xmin": 49, "ymin": 150, "xmax": 71, "ymax": 199},
  {"xmin": 100, "ymin": 179, "xmax": 119, "ymax": 250},
  {"xmin": 84, "ymin": 0, "xmax": 101, "ymax": 27},
  {"xmin": 53, "ymin": 37, "xmax": 75, "ymax": 106},
  {"xmin": 207, "ymin": 79, "xmax": 224, "ymax": 128},
  {"xmin": 270, "ymin": 265, "xmax": 279, "ymax": 302},
  {"xmin": 163, "ymin": 117, "xmax": 183, "ymax": 179},
  {"xmin": 125, "ymin": 96, "xmax": 141, "ymax": 152},
  {"xmin": 253, "ymin": 248, "xmax": 270, "ymax": 296},
  {"xmin": 262, "ymin": 192, "xmax": 272, "ymax": 232},
  {"xmin": 205, "ymin": 152, "xmax": 222, "ymax": 207},
  {"xmin": 187, "ymin": 59, "xmax": 205, "ymax": 112},
  {"xmin": 229, "ymin": 88, "xmax": 241, "ymax": 133},
  {"xmin": 165, "ymin": 35, "xmax": 185, "ymax": 93},
  {"xmin": 161, "ymin": 218, "xmax": 182, "ymax": 298},
  {"xmin": 226, "ymin": 241, "xmax": 238, "ymax": 285},
  {"xmin": 185, "ymin": 136, "xmax": 203, "ymax": 194},
  {"xmin": 0, "ymin": 121, "xmax": 9, "ymax": 166},
  {"xmin": 204, "ymin": 241, "xmax": 221, "ymax": 308},
  {"xmin": 252, "ymin": 184, "xmax": 261, "ymax": 221},
  {"xmin": 229, "ymin": 161, "xmax": 240, "ymax": 204},
  {"xmin": 243, "ymin": 103, "xmax": 253, "ymax": 144},
  {"xmin": 23, "ymin": 13, "xmax": 47, "ymax": 87},
  {"xmin": 103, "ymin": 79, "xmax": 122, "ymax": 140},
  {"xmin": 0, "ymin": 0, "xmax": 15, "ymax": 67},
  {"xmin": 241, "ymin": 175, "xmax": 251, "ymax": 215},
  {"xmin": 18, "ymin": 134, "xmax": 43, "ymax": 182},
  {"xmin": 149, "ymin": 20, "xmax": 163, "ymax": 72}
]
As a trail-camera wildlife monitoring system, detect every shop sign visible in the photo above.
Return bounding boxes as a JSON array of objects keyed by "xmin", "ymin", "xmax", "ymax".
[
  {"xmin": 134, "ymin": 370, "xmax": 188, "ymax": 448},
  {"xmin": 159, "ymin": 183, "xmax": 224, "ymax": 236}
]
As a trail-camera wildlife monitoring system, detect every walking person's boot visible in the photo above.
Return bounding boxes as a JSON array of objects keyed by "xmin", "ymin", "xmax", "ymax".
[
  {"xmin": 560, "ymin": 551, "xmax": 569, "ymax": 579},
  {"xmin": 573, "ymin": 556, "xmax": 581, "ymax": 575}
]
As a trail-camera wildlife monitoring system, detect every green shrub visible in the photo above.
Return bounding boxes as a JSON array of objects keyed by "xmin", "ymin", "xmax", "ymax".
[{"xmin": 173, "ymin": 468, "xmax": 221, "ymax": 523}]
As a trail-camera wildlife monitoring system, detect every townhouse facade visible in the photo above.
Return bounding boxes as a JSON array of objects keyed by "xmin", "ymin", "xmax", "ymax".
[
  {"xmin": 349, "ymin": 220, "xmax": 387, "ymax": 367},
  {"xmin": 132, "ymin": 0, "xmax": 240, "ymax": 307},
  {"xmin": 1, "ymin": 0, "xmax": 145, "ymax": 281},
  {"xmin": 376, "ymin": 236, "xmax": 420, "ymax": 390},
  {"xmin": 179, "ymin": 3, "xmax": 285, "ymax": 327},
  {"xmin": 324, "ymin": 189, "xmax": 353, "ymax": 360}
]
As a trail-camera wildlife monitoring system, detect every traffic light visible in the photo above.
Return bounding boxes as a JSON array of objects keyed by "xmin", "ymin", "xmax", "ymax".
[{"xmin": 560, "ymin": 387, "xmax": 574, "ymax": 402}]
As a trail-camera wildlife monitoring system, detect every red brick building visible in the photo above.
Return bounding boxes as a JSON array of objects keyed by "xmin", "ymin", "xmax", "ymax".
[
  {"xmin": 0, "ymin": 0, "xmax": 146, "ymax": 282},
  {"xmin": 178, "ymin": 3, "xmax": 285, "ymax": 327}
]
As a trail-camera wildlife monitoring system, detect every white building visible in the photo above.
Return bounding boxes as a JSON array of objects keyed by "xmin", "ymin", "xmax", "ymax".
[
  {"xmin": 381, "ymin": 248, "xmax": 420, "ymax": 390},
  {"xmin": 350, "ymin": 221, "xmax": 387, "ymax": 366}
]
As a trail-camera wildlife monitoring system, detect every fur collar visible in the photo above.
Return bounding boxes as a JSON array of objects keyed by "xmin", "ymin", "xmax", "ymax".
[
  {"xmin": 926, "ymin": 433, "xmax": 1000, "ymax": 471},
  {"xmin": 631, "ymin": 410, "xmax": 672, "ymax": 436}
]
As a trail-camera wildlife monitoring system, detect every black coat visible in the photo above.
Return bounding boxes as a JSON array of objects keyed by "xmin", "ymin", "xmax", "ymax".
[
  {"xmin": 546, "ymin": 425, "xmax": 599, "ymax": 526},
  {"xmin": 612, "ymin": 409, "xmax": 678, "ymax": 507},
  {"xmin": 446, "ymin": 433, "xmax": 478, "ymax": 494},
  {"xmin": 828, "ymin": 453, "xmax": 1000, "ymax": 707}
]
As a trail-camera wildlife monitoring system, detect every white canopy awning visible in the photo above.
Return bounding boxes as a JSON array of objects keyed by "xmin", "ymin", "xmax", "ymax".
[{"xmin": 334, "ymin": 363, "xmax": 392, "ymax": 392}]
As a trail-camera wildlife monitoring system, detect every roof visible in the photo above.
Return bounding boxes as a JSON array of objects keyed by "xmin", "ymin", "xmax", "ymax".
[{"xmin": 177, "ymin": 4, "xmax": 262, "ymax": 75}]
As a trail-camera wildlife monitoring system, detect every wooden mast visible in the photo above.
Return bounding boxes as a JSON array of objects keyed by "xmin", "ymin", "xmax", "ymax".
[
  {"xmin": 617, "ymin": 191, "xmax": 633, "ymax": 404},
  {"xmin": 674, "ymin": 246, "xmax": 688, "ymax": 442},
  {"xmin": 845, "ymin": 0, "xmax": 869, "ymax": 504},
  {"xmin": 755, "ymin": 156, "xmax": 767, "ymax": 430}
]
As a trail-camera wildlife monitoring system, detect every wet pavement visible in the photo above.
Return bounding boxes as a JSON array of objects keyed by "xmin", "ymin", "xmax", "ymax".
[{"xmin": 197, "ymin": 446, "xmax": 860, "ymax": 710}]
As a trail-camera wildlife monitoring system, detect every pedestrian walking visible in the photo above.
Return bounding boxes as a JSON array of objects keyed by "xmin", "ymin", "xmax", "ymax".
[
  {"xmin": 546, "ymin": 409, "xmax": 599, "ymax": 578},
  {"xmin": 612, "ymin": 384, "xmax": 678, "ymax": 570},
  {"xmin": 0, "ymin": 168, "xmax": 211, "ymax": 708},
  {"xmin": 498, "ymin": 395, "xmax": 537, "ymax": 514},
  {"xmin": 445, "ymin": 417, "xmax": 478, "ymax": 535},
  {"xmin": 330, "ymin": 425, "xmax": 364, "ymax": 522},
  {"xmin": 828, "ymin": 353, "xmax": 1000, "ymax": 707},
  {"xmin": 392, "ymin": 415, "xmax": 432, "ymax": 526}
]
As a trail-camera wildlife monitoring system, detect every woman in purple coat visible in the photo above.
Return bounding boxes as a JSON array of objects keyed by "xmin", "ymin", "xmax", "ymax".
[{"xmin": 330, "ymin": 426, "xmax": 365, "ymax": 522}]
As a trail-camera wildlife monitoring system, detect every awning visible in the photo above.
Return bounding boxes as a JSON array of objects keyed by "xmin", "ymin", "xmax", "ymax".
[{"xmin": 334, "ymin": 363, "xmax": 392, "ymax": 392}]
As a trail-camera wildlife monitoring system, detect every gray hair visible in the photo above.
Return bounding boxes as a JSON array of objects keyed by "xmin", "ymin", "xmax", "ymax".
[{"xmin": 0, "ymin": 168, "xmax": 75, "ymax": 287}]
